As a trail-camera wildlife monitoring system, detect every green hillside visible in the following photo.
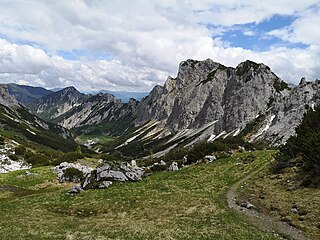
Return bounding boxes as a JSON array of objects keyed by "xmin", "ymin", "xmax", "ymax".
[{"xmin": 0, "ymin": 150, "xmax": 279, "ymax": 239}]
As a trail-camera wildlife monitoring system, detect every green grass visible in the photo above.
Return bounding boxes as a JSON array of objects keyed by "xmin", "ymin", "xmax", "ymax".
[
  {"xmin": 237, "ymin": 163, "xmax": 320, "ymax": 240},
  {"xmin": 0, "ymin": 150, "xmax": 281, "ymax": 239},
  {"xmin": 75, "ymin": 134, "xmax": 115, "ymax": 145}
]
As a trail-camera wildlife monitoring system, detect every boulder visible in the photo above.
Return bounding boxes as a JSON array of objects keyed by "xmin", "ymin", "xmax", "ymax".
[
  {"xmin": 204, "ymin": 155, "xmax": 216, "ymax": 162},
  {"xmin": 168, "ymin": 162, "xmax": 179, "ymax": 171},
  {"xmin": 97, "ymin": 169, "xmax": 128, "ymax": 182}
]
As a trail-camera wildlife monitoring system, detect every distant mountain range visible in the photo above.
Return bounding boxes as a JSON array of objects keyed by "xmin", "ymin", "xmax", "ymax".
[
  {"xmin": 2, "ymin": 83, "xmax": 148, "ymax": 104},
  {"xmin": 89, "ymin": 90, "xmax": 148, "ymax": 102}
]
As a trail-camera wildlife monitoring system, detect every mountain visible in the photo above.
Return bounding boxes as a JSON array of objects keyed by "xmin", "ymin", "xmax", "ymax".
[
  {"xmin": 27, "ymin": 59, "xmax": 320, "ymax": 157},
  {"xmin": 51, "ymin": 93, "xmax": 138, "ymax": 136},
  {"xmin": 116, "ymin": 59, "xmax": 319, "ymax": 156},
  {"xmin": 0, "ymin": 84, "xmax": 77, "ymax": 152},
  {"xmin": 28, "ymin": 86, "xmax": 86, "ymax": 122},
  {"xmin": 6, "ymin": 83, "xmax": 53, "ymax": 105}
]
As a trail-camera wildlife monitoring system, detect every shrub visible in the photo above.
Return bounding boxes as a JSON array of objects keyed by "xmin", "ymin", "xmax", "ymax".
[
  {"xmin": 15, "ymin": 146, "xmax": 26, "ymax": 156},
  {"xmin": 26, "ymin": 154, "xmax": 51, "ymax": 167},
  {"xmin": 0, "ymin": 136, "xmax": 5, "ymax": 145},
  {"xmin": 54, "ymin": 152, "xmax": 85, "ymax": 165},
  {"xmin": 273, "ymin": 105, "xmax": 320, "ymax": 186},
  {"xmin": 64, "ymin": 167, "xmax": 84, "ymax": 182},
  {"xmin": 9, "ymin": 154, "xmax": 19, "ymax": 161}
]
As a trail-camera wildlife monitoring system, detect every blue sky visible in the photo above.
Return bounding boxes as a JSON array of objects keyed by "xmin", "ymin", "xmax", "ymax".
[
  {"xmin": 0, "ymin": 0, "xmax": 319, "ymax": 92},
  {"xmin": 219, "ymin": 15, "xmax": 308, "ymax": 51}
]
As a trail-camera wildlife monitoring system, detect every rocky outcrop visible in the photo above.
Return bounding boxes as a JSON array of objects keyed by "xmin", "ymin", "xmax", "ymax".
[
  {"xmin": 81, "ymin": 162, "xmax": 144, "ymax": 190},
  {"xmin": 52, "ymin": 162, "xmax": 93, "ymax": 182},
  {"xmin": 0, "ymin": 84, "xmax": 19, "ymax": 108}
]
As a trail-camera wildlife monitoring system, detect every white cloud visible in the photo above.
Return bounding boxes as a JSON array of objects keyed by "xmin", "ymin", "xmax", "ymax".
[
  {"xmin": 0, "ymin": 0, "xmax": 319, "ymax": 91},
  {"xmin": 268, "ymin": 8, "xmax": 320, "ymax": 45}
]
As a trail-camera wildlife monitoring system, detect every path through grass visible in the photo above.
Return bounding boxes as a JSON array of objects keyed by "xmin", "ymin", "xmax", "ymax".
[{"xmin": 0, "ymin": 151, "xmax": 280, "ymax": 239}]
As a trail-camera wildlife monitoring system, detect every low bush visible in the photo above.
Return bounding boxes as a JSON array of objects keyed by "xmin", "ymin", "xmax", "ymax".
[
  {"xmin": 14, "ymin": 145, "xmax": 26, "ymax": 156},
  {"xmin": 54, "ymin": 152, "xmax": 85, "ymax": 165},
  {"xmin": 64, "ymin": 167, "xmax": 84, "ymax": 182},
  {"xmin": 9, "ymin": 154, "xmax": 19, "ymax": 161},
  {"xmin": 25, "ymin": 154, "xmax": 51, "ymax": 167},
  {"xmin": 0, "ymin": 136, "xmax": 5, "ymax": 145}
]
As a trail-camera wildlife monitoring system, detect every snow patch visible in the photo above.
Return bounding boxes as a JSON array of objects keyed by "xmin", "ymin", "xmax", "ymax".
[
  {"xmin": 249, "ymin": 115, "xmax": 276, "ymax": 142},
  {"xmin": 233, "ymin": 128, "xmax": 241, "ymax": 137},
  {"xmin": 208, "ymin": 131, "xmax": 226, "ymax": 142},
  {"xmin": 26, "ymin": 129, "xmax": 36, "ymax": 135},
  {"xmin": 311, "ymin": 102, "xmax": 315, "ymax": 111}
]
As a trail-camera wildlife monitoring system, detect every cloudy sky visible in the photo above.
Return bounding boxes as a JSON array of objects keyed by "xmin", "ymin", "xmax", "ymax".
[{"xmin": 0, "ymin": 0, "xmax": 319, "ymax": 92}]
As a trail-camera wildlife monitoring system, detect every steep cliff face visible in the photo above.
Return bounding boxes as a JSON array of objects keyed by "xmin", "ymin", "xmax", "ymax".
[
  {"xmin": 133, "ymin": 59, "xmax": 319, "ymax": 147},
  {"xmin": 0, "ymin": 84, "xmax": 19, "ymax": 108}
]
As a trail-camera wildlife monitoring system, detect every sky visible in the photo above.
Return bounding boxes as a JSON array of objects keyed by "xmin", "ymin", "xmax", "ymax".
[{"xmin": 0, "ymin": 0, "xmax": 320, "ymax": 92}]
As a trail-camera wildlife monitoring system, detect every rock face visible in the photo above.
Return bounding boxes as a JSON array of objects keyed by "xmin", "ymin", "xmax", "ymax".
[
  {"xmin": 0, "ymin": 84, "xmax": 20, "ymax": 108},
  {"xmin": 81, "ymin": 162, "xmax": 144, "ymax": 190},
  {"xmin": 29, "ymin": 88, "xmax": 138, "ymax": 136},
  {"xmin": 132, "ymin": 59, "xmax": 320, "ymax": 146}
]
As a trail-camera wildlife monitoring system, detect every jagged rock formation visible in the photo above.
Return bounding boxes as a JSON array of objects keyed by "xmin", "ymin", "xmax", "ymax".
[
  {"xmin": 28, "ymin": 87, "xmax": 139, "ymax": 135},
  {"xmin": 28, "ymin": 86, "xmax": 86, "ymax": 122}
]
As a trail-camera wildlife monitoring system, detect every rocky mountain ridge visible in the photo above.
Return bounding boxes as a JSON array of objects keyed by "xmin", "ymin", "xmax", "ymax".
[{"xmin": 24, "ymin": 59, "xmax": 320, "ymax": 154}]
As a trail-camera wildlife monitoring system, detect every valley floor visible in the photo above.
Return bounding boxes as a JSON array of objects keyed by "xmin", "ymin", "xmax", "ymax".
[{"xmin": 0, "ymin": 150, "xmax": 307, "ymax": 239}]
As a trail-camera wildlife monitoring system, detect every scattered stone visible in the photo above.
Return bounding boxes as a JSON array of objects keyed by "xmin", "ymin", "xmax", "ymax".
[
  {"xmin": 168, "ymin": 162, "xmax": 179, "ymax": 171},
  {"xmin": 183, "ymin": 156, "xmax": 188, "ymax": 163},
  {"xmin": 291, "ymin": 208, "xmax": 298, "ymax": 214},
  {"xmin": 98, "ymin": 181, "xmax": 113, "ymax": 189},
  {"xmin": 160, "ymin": 160, "xmax": 166, "ymax": 165},
  {"xmin": 68, "ymin": 185, "xmax": 84, "ymax": 194},
  {"xmin": 131, "ymin": 160, "xmax": 137, "ymax": 167},
  {"xmin": 204, "ymin": 155, "xmax": 216, "ymax": 162},
  {"xmin": 240, "ymin": 202, "xmax": 255, "ymax": 210}
]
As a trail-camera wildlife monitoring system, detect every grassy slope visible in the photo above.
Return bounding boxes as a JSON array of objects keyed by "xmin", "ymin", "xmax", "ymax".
[
  {"xmin": 237, "ymin": 164, "xmax": 320, "ymax": 240},
  {"xmin": 75, "ymin": 134, "xmax": 115, "ymax": 145},
  {"xmin": 0, "ymin": 151, "xmax": 280, "ymax": 240}
]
